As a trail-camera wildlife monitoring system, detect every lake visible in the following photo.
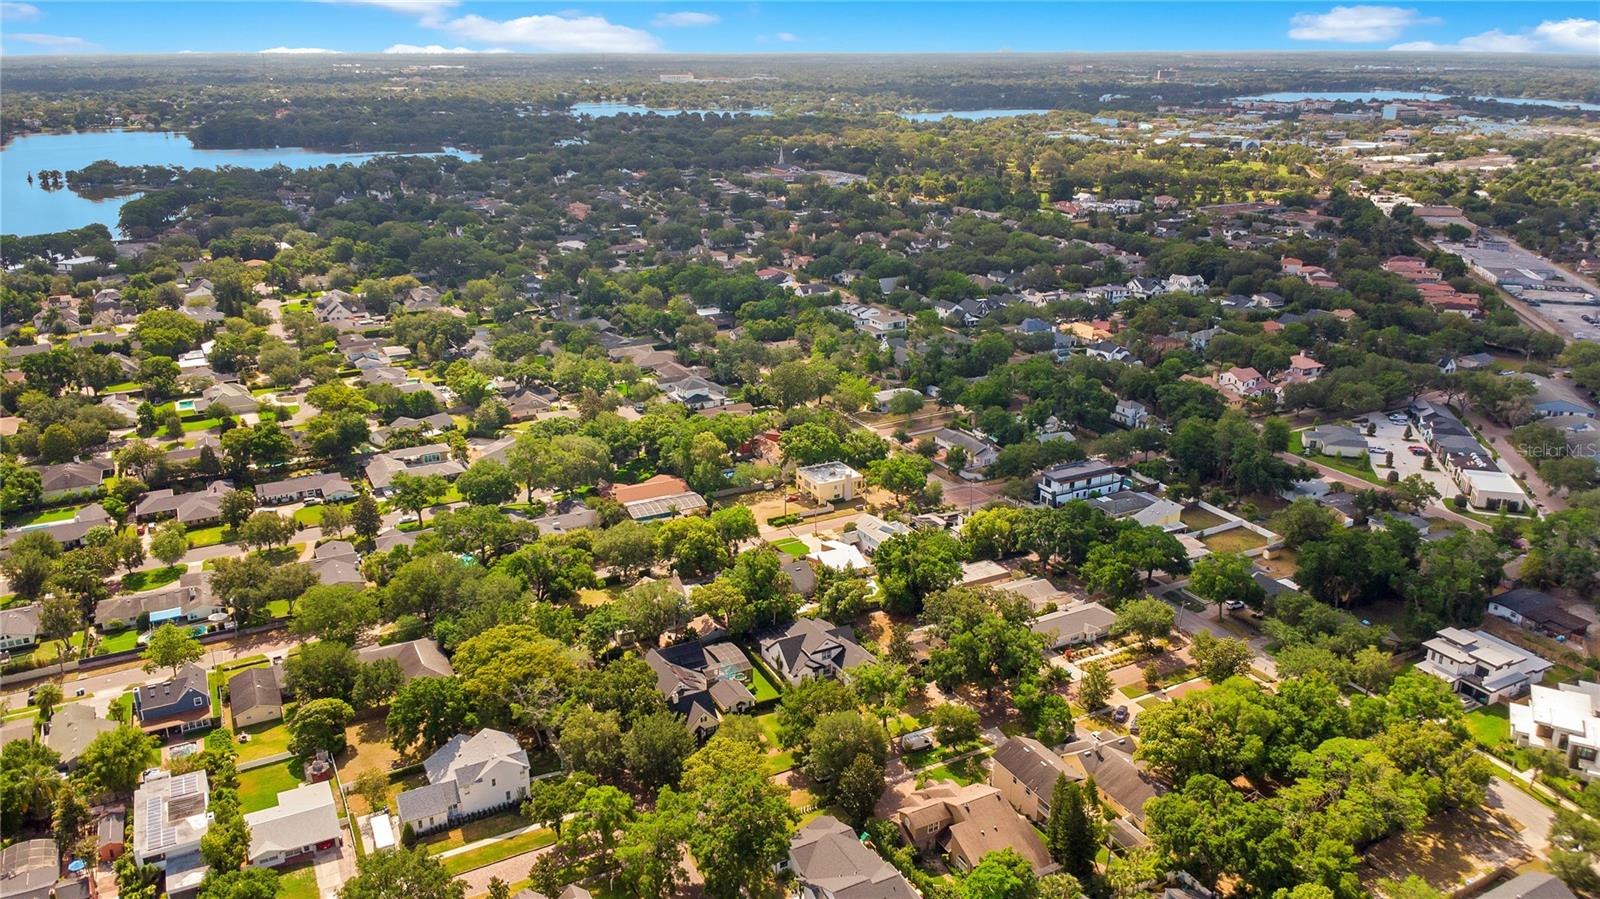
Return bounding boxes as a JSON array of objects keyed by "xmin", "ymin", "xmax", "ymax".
[
  {"xmin": 1233, "ymin": 90, "xmax": 1600, "ymax": 111},
  {"xmin": 902, "ymin": 109, "xmax": 1052, "ymax": 122},
  {"xmin": 568, "ymin": 102, "xmax": 772, "ymax": 117},
  {"xmin": 0, "ymin": 130, "xmax": 479, "ymax": 237}
]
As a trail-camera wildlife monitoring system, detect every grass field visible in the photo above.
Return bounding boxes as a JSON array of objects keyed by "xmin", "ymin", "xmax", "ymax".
[
  {"xmin": 238, "ymin": 760, "xmax": 304, "ymax": 813},
  {"xmin": 903, "ymin": 738, "xmax": 983, "ymax": 771},
  {"xmin": 121, "ymin": 564, "xmax": 187, "ymax": 593},
  {"xmin": 96, "ymin": 629, "xmax": 140, "ymax": 654},
  {"xmin": 755, "ymin": 711, "xmax": 796, "ymax": 775},
  {"xmin": 747, "ymin": 662, "xmax": 781, "ymax": 704},
  {"xmin": 1463, "ymin": 705, "xmax": 1510, "ymax": 748},
  {"xmin": 237, "ymin": 718, "xmax": 295, "ymax": 762},
  {"xmin": 6, "ymin": 505, "xmax": 82, "ymax": 527},
  {"xmin": 276, "ymin": 862, "xmax": 320, "ymax": 899},
  {"xmin": 186, "ymin": 525, "xmax": 235, "ymax": 548},
  {"xmin": 921, "ymin": 752, "xmax": 990, "ymax": 786},
  {"xmin": 770, "ymin": 537, "xmax": 809, "ymax": 557},
  {"xmin": 1179, "ymin": 507, "xmax": 1227, "ymax": 530},
  {"xmin": 421, "ymin": 810, "xmax": 529, "ymax": 855},
  {"xmin": 1199, "ymin": 528, "xmax": 1268, "ymax": 554},
  {"xmin": 441, "ymin": 827, "xmax": 555, "ymax": 876}
]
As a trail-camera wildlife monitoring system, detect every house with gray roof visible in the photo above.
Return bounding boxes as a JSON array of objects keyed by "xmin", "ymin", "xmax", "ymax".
[
  {"xmin": 42, "ymin": 702, "xmax": 117, "ymax": 768},
  {"xmin": 1301, "ymin": 424, "xmax": 1367, "ymax": 459},
  {"xmin": 365, "ymin": 443, "xmax": 466, "ymax": 495},
  {"xmin": 0, "ymin": 603, "xmax": 40, "ymax": 653},
  {"xmin": 1030, "ymin": 601, "xmax": 1118, "ymax": 649},
  {"xmin": 645, "ymin": 642, "xmax": 757, "ymax": 739},
  {"xmin": 787, "ymin": 815, "xmax": 918, "ymax": 899},
  {"xmin": 758, "ymin": 618, "xmax": 875, "ymax": 684},
  {"xmin": 134, "ymin": 663, "xmax": 214, "ymax": 736},
  {"xmin": 397, "ymin": 729, "xmax": 530, "ymax": 835},
  {"xmin": 243, "ymin": 782, "xmax": 342, "ymax": 868},
  {"xmin": 228, "ymin": 666, "xmax": 284, "ymax": 729},
  {"xmin": 133, "ymin": 480, "xmax": 232, "ymax": 526},
  {"xmin": 353, "ymin": 638, "xmax": 453, "ymax": 684},
  {"xmin": 991, "ymin": 735, "xmax": 1075, "ymax": 823}
]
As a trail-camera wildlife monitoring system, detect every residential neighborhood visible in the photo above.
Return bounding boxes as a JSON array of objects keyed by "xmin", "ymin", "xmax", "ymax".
[{"xmin": 2, "ymin": 34, "xmax": 1599, "ymax": 899}]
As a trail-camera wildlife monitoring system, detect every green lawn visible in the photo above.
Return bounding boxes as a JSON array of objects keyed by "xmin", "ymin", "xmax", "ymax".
[
  {"xmin": 8, "ymin": 505, "xmax": 83, "ymax": 527},
  {"xmin": 770, "ymin": 537, "xmax": 809, "ymax": 557},
  {"xmin": 440, "ymin": 827, "xmax": 556, "ymax": 876},
  {"xmin": 754, "ymin": 711, "xmax": 796, "ymax": 775},
  {"xmin": 422, "ymin": 810, "xmax": 529, "ymax": 855},
  {"xmin": 922, "ymin": 752, "xmax": 990, "ymax": 786},
  {"xmin": 276, "ymin": 862, "xmax": 320, "ymax": 899},
  {"xmin": 293, "ymin": 502, "xmax": 353, "ymax": 527},
  {"xmin": 181, "ymin": 417, "xmax": 223, "ymax": 433},
  {"xmin": 237, "ymin": 716, "xmax": 295, "ymax": 762},
  {"xmin": 96, "ymin": 629, "xmax": 140, "ymax": 654},
  {"xmin": 121, "ymin": 564, "xmax": 187, "ymax": 593},
  {"xmin": 186, "ymin": 525, "xmax": 235, "ymax": 548},
  {"xmin": 238, "ymin": 761, "xmax": 306, "ymax": 813},
  {"xmin": 904, "ymin": 738, "xmax": 983, "ymax": 771},
  {"xmin": 747, "ymin": 663, "xmax": 781, "ymax": 704},
  {"xmin": 1464, "ymin": 705, "xmax": 1511, "ymax": 748}
]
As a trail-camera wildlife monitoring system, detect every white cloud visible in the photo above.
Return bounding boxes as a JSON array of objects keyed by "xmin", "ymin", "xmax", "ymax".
[
  {"xmin": 260, "ymin": 46, "xmax": 344, "ymax": 54},
  {"xmin": 383, "ymin": 43, "xmax": 507, "ymax": 54},
  {"xmin": 1288, "ymin": 6, "xmax": 1439, "ymax": 42},
  {"xmin": 775, "ymin": 32, "xmax": 798, "ymax": 42},
  {"xmin": 327, "ymin": 0, "xmax": 457, "ymax": 26},
  {"xmin": 441, "ymin": 13, "xmax": 662, "ymax": 53},
  {"xmin": 652, "ymin": 11, "xmax": 719, "ymax": 27},
  {"xmin": 7, "ymin": 32, "xmax": 96, "ymax": 49},
  {"xmin": 1454, "ymin": 29, "xmax": 1540, "ymax": 53},
  {"xmin": 1390, "ymin": 17, "xmax": 1599, "ymax": 53},
  {"xmin": 1533, "ymin": 18, "xmax": 1600, "ymax": 52},
  {"xmin": 0, "ymin": 3, "xmax": 40, "ymax": 22}
]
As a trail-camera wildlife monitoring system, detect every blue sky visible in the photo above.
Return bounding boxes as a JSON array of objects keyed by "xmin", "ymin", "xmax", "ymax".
[{"xmin": 1, "ymin": 2, "xmax": 1596, "ymax": 56}]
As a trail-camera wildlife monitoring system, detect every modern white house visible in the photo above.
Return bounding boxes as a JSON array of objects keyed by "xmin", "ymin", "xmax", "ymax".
[
  {"xmin": 396, "ymin": 729, "xmax": 531, "ymax": 836},
  {"xmin": 1509, "ymin": 681, "xmax": 1600, "ymax": 781},
  {"xmin": 133, "ymin": 770, "xmax": 211, "ymax": 895},
  {"xmin": 1030, "ymin": 601, "xmax": 1118, "ymax": 649},
  {"xmin": 1037, "ymin": 460, "xmax": 1124, "ymax": 506},
  {"xmin": 1416, "ymin": 627, "xmax": 1553, "ymax": 704}
]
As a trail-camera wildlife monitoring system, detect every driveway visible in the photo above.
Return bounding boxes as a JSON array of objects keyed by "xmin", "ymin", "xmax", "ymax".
[{"xmin": 312, "ymin": 842, "xmax": 355, "ymax": 897}]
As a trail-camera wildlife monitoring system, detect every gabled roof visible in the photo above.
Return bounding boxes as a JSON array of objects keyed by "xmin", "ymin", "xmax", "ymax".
[
  {"xmin": 243, "ymin": 783, "xmax": 340, "ymax": 862},
  {"xmin": 228, "ymin": 667, "xmax": 283, "ymax": 717},
  {"xmin": 354, "ymin": 638, "xmax": 453, "ymax": 682},
  {"xmin": 991, "ymin": 735, "xmax": 1074, "ymax": 799},
  {"xmin": 789, "ymin": 815, "xmax": 918, "ymax": 899}
]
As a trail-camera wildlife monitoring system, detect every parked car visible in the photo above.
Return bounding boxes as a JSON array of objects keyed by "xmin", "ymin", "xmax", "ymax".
[
  {"xmin": 1224, "ymin": 599, "xmax": 1246, "ymax": 611},
  {"xmin": 1409, "ymin": 445, "xmax": 1429, "ymax": 456},
  {"xmin": 900, "ymin": 728, "xmax": 935, "ymax": 752},
  {"xmin": 1112, "ymin": 705, "xmax": 1129, "ymax": 723}
]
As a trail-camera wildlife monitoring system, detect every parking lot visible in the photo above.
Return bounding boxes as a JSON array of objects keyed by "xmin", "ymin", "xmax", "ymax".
[{"xmin": 1351, "ymin": 413, "xmax": 1463, "ymax": 501}]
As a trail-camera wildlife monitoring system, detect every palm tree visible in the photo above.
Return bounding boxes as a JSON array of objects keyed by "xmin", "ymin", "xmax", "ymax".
[{"xmin": 12, "ymin": 762, "xmax": 64, "ymax": 821}]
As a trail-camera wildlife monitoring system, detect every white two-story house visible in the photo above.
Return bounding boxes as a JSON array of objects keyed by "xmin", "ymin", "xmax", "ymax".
[
  {"xmin": 395, "ymin": 729, "xmax": 531, "ymax": 836},
  {"xmin": 1037, "ymin": 460, "xmax": 1124, "ymax": 506}
]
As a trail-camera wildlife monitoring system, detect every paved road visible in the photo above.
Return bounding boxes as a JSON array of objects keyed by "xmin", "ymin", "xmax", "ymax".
[
  {"xmin": 1485, "ymin": 776, "xmax": 1556, "ymax": 855},
  {"xmin": 1, "ymin": 629, "xmax": 302, "ymax": 712}
]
